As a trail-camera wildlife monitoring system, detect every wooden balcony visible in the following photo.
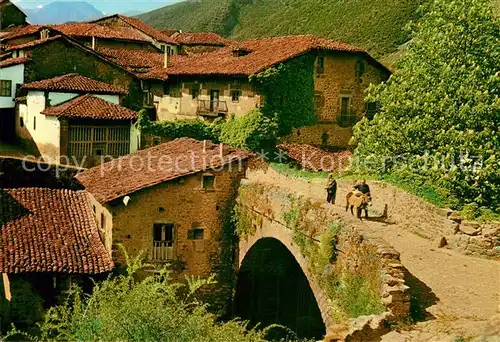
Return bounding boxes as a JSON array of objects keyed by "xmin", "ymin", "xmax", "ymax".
[
  {"xmin": 150, "ymin": 241, "xmax": 175, "ymax": 261},
  {"xmin": 197, "ymin": 100, "xmax": 228, "ymax": 117}
]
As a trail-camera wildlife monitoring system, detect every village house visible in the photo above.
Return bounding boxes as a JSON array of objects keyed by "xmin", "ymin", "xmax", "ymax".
[
  {"xmin": 0, "ymin": 57, "xmax": 26, "ymax": 141},
  {"xmin": 17, "ymin": 74, "xmax": 139, "ymax": 166},
  {"xmin": 139, "ymin": 35, "xmax": 390, "ymax": 147},
  {"xmin": 89, "ymin": 14, "xmax": 179, "ymax": 55},
  {"xmin": 75, "ymin": 138, "xmax": 249, "ymax": 279},
  {"xmin": 0, "ymin": 0, "xmax": 27, "ymax": 30},
  {"xmin": 0, "ymin": 185, "xmax": 113, "ymax": 308}
]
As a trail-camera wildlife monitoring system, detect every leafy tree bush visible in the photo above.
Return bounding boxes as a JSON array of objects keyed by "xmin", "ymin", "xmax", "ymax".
[
  {"xmin": 351, "ymin": 0, "xmax": 500, "ymax": 214},
  {"xmin": 12, "ymin": 253, "xmax": 273, "ymax": 342},
  {"xmin": 138, "ymin": 110, "xmax": 219, "ymax": 142},
  {"xmin": 219, "ymin": 110, "xmax": 278, "ymax": 152}
]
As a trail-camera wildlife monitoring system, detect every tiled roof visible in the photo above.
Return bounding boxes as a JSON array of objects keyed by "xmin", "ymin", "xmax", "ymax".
[
  {"xmin": 95, "ymin": 46, "xmax": 163, "ymax": 73},
  {"xmin": 4, "ymin": 35, "xmax": 61, "ymax": 51},
  {"xmin": 144, "ymin": 35, "xmax": 386, "ymax": 79},
  {"xmin": 0, "ymin": 188, "xmax": 113, "ymax": 274},
  {"xmin": 161, "ymin": 29, "xmax": 179, "ymax": 37},
  {"xmin": 0, "ymin": 56, "xmax": 29, "ymax": 68},
  {"xmin": 0, "ymin": 25, "xmax": 44, "ymax": 40},
  {"xmin": 52, "ymin": 24, "xmax": 149, "ymax": 43},
  {"xmin": 91, "ymin": 14, "xmax": 176, "ymax": 44},
  {"xmin": 75, "ymin": 138, "xmax": 250, "ymax": 203},
  {"xmin": 41, "ymin": 94, "xmax": 138, "ymax": 120},
  {"xmin": 22, "ymin": 73, "xmax": 127, "ymax": 94},
  {"xmin": 172, "ymin": 32, "xmax": 235, "ymax": 46}
]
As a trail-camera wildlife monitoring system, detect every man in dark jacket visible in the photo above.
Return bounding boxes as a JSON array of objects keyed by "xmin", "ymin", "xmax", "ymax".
[
  {"xmin": 326, "ymin": 173, "xmax": 337, "ymax": 204},
  {"xmin": 354, "ymin": 180, "xmax": 371, "ymax": 197}
]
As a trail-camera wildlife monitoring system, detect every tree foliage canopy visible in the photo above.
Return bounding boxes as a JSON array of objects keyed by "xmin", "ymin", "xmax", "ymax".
[
  {"xmin": 351, "ymin": 0, "xmax": 500, "ymax": 214},
  {"xmin": 17, "ymin": 253, "xmax": 272, "ymax": 342}
]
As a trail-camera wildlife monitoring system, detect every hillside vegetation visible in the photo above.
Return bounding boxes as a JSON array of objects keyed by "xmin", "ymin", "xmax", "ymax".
[{"xmin": 138, "ymin": 0, "xmax": 427, "ymax": 58}]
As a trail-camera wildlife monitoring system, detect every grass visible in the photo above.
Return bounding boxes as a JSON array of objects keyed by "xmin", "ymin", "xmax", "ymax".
[
  {"xmin": 138, "ymin": 0, "xmax": 428, "ymax": 59},
  {"xmin": 270, "ymin": 162, "xmax": 329, "ymax": 180}
]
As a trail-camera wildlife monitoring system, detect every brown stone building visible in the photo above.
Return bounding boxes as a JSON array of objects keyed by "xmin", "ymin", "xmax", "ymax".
[{"xmin": 75, "ymin": 138, "xmax": 249, "ymax": 279}]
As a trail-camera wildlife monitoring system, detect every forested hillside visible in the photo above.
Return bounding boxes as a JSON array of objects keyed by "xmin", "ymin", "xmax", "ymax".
[{"xmin": 137, "ymin": 0, "xmax": 427, "ymax": 58}]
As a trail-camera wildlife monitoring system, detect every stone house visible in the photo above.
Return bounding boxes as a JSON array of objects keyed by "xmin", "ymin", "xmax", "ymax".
[
  {"xmin": 17, "ymin": 74, "xmax": 139, "ymax": 166},
  {"xmin": 140, "ymin": 35, "xmax": 390, "ymax": 147},
  {"xmin": 0, "ymin": 0, "xmax": 27, "ymax": 30},
  {"xmin": 0, "ymin": 186, "xmax": 113, "ymax": 307},
  {"xmin": 75, "ymin": 138, "xmax": 249, "ymax": 279},
  {"xmin": 89, "ymin": 14, "xmax": 179, "ymax": 55}
]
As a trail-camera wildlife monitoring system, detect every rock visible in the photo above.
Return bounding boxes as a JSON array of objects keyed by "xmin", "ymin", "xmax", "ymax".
[
  {"xmin": 459, "ymin": 223, "xmax": 480, "ymax": 236},
  {"xmin": 381, "ymin": 331, "xmax": 406, "ymax": 342},
  {"xmin": 462, "ymin": 220, "xmax": 481, "ymax": 230},
  {"xmin": 448, "ymin": 234, "xmax": 470, "ymax": 253},
  {"xmin": 439, "ymin": 208, "xmax": 453, "ymax": 218},
  {"xmin": 448, "ymin": 212, "xmax": 462, "ymax": 223},
  {"xmin": 444, "ymin": 219, "xmax": 460, "ymax": 235},
  {"xmin": 482, "ymin": 226, "xmax": 500, "ymax": 238},
  {"xmin": 434, "ymin": 236, "xmax": 447, "ymax": 248}
]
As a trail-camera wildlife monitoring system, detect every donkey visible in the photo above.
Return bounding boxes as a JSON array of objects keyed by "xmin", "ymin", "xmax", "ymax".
[{"xmin": 345, "ymin": 191, "xmax": 372, "ymax": 219}]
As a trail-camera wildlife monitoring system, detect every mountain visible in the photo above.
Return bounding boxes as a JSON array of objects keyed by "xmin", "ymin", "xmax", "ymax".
[
  {"xmin": 137, "ymin": 0, "xmax": 427, "ymax": 58},
  {"xmin": 26, "ymin": 1, "xmax": 103, "ymax": 24}
]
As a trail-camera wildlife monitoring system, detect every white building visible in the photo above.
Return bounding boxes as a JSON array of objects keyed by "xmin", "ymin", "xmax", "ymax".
[
  {"xmin": 17, "ymin": 73, "xmax": 140, "ymax": 166},
  {"xmin": 0, "ymin": 57, "xmax": 27, "ymax": 140}
]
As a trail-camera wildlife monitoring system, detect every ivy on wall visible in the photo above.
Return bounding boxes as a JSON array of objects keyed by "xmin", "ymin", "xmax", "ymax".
[{"xmin": 250, "ymin": 54, "xmax": 317, "ymax": 135}]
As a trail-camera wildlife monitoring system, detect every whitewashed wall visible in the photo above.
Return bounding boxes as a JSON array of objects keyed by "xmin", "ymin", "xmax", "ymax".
[{"xmin": 0, "ymin": 64, "xmax": 25, "ymax": 108}]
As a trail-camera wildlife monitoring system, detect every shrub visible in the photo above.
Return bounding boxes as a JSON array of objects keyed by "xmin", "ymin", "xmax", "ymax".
[{"xmin": 219, "ymin": 110, "xmax": 278, "ymax": 152}]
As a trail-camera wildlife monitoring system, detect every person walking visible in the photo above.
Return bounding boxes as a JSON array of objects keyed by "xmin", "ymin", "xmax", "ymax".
[{"xmin": 326, "ymin": 173, "xmax": 337, "ymax": 204}]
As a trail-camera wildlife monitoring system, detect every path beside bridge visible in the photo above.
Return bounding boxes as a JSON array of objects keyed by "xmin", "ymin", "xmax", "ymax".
[{"xmin": 247, "ymin": 168, "xmax": 500, "ymax": 341}]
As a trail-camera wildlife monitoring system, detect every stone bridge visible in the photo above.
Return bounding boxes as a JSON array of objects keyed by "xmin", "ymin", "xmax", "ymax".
[{"xmin": 233, "ymin": 168, "xmax": 410, "ymax": 341}]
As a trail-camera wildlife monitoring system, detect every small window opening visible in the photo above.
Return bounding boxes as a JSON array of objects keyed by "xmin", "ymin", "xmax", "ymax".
[
  {"xmin": 231, "ymin": 89, "xmax": 241, "ymax": 103},
  {"xmin": 188, "ymin": 228, "xmax": 205, "ymax": 240},
  {"xmin": 202, "ymin": 174, "xmax": 215, "ymax": 190}
]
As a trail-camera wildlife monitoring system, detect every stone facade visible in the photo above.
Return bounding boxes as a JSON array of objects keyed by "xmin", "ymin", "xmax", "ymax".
[
  {"xmin": 91, "ymin": 162, "xmax": 247, "ymax": 280},
  {"xmin": 284, "ymin": 51, "xmax": 389, "ymax": 148}
]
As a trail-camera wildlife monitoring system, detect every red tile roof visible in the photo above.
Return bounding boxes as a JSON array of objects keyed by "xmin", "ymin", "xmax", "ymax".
[
  {"xmin": 172, "ymin": 32, "xmax": 235, "ymax": 46},
  {"xmin": 0, "ymin": 25, "xmax": 43, "ymax": 40},
  {"xmin": 52, "ymin": 23, "xmax": 149, "ymax": 43},
  {"xmin": 95, "ymin": 46, "xmax": 163, "ymax": 73},
  {"xmin": 76, "ymin": 138, "xmax": 250, "ymax": 203},
  {"xmin": 22, "ymin": 73, "xmax": 127, "ymax": 95},
  {"xmin": 41, "ymin": 94, "xmax": 137, "ymax": 120},
  {"xmin": 4, "ymin": 35, "xmax": 61, "ymax": 51},
  {"xmin": 161, "ymin": 29, "xmax": 179, "ymax": 37},
  {"xmin": 0, "ymin": 56, "xmax": 29, "ymax": 68},
  {"xmin": 91, "ymin": 14, "xmax": 177, "ymax": 44},
  {"xmin": 143, "ymin": 35, "xmax": 387, "ymax": 79},
  {"xmin": 0, "ymin": 188, "xmax": 113, "ymax": 274}
]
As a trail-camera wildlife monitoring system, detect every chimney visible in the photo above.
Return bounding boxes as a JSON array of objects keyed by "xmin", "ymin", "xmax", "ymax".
[
  {"xmin": 91, "ymin": 36, "xmax": 96, "ymax": 50},
  {"xmin": 164, "ymin": 48, "xmax": 170, "ymax": 68}
]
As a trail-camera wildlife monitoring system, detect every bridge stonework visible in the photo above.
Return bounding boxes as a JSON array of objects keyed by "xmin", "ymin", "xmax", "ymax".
[{"xmin": 236, "ymin": 167, "xmax": 410, "ymax": 341}]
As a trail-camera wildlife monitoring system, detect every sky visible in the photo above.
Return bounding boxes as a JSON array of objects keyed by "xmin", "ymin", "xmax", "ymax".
[{"xmin": 11, "ymin": 0, "xmax": 183, "ymax": 14}]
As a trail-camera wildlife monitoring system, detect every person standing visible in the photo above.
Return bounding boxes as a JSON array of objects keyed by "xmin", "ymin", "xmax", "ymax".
[{"xmin": 326, "ymin": 173, "xmax": 337, "ymax": 204}]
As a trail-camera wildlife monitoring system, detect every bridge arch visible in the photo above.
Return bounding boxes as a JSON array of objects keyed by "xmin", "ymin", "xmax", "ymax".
[{"xmin": 236, "ymin": 213, "xmax": 334, "ymax": 339}]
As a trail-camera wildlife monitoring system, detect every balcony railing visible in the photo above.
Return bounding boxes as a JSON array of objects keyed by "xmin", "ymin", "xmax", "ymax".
[
  {"xmin": 150, "ymin": 241, "xmax": 175, "ymax": 261},
  {"xmin": 197, "ymin": 100, "xmax": 228, "ymax": 117}
]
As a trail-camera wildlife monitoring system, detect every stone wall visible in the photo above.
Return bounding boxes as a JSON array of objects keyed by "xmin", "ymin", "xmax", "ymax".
[
  {"xmin": 335, "ymin": 180, "xmax": 500, "ymax": 259},
  {"xmin": 239, "ymin": 169, "xmax": 410, "ymax": 340},
  {"xmin": 279, "ymin": 123, "xmax": 353, "ymax": 148}
]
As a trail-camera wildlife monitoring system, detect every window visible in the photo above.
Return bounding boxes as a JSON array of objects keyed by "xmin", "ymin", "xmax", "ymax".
[
  {"xmin": 153, "ymin": 223, "xmax": 175, "ymax": 247},
  {"xmin": 355, "ymin": 60, "xmax": 366, "ymax": 81},
  {"xmin": 19, "ymin": 117, "xmax": 24, "ymax": 128},
  {"xmin": 338, "ymin": 97, "xmax": 356, "ymax": 127},
  {"xmin": 33, "ymin": 116, "xmax": 36, "ymax": 130},
  {"xmin": 202, "ymin": 174, "xmax": 215, "ymax": 190},
  {"xmin": 0, "ymin": 80, "xmax": 12, "ymax": 97},
  {"xmin": 143, "ymin": 91, "xmax": 153, "ymax": 107},
  {"xmin": 365, "ymin": 102, "xmax": 379, "ymax": 120},
  {"xmin": 316, "ymin": 56, "xmax": 325, "ymax": 75},
  {"xmin": 100, "ymin": 213, "xmax": 105, "ymax": 229},
  {"xmin": 314, "ymin": 91, "xmax": 324, "ymax": 111},
  {"xmin": 192, "ymin": 85, "xmax": 200, "ymax": 99},
  {"xmin": 92, "ymin": 205, "xmax": 96, "ymax": 214},
  {"xmin": 188, "ymin": 228, "xmax": 205, "ymax": 240},
  {"xmin": 231, "ymin": 89, "xmax": 241, "ymax": 103},
  {"xmin": 160, "ymin": 45, "xmax": 165, "ymax": 52},
  {"xmin": 167, "ymin": 46, "xmax": 172, "ymax": 55},
  {"xmin": 163, "ymin": 82, "xmax": 170, "ymax": 95}
]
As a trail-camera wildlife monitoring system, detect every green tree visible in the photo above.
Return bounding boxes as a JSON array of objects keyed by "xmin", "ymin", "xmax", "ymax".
[
  {"xmin": 351, "ymin": 0, "xmax": 500, "ymax": 214},
  {"xmin": 18, "ymin": 253, "xmax": 272, "ymax": 342}
]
